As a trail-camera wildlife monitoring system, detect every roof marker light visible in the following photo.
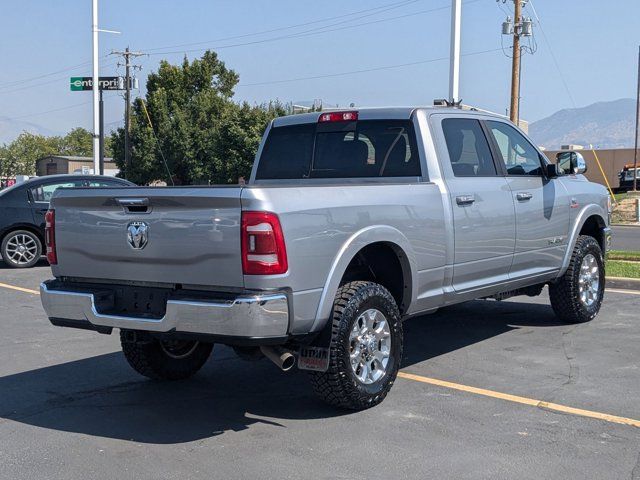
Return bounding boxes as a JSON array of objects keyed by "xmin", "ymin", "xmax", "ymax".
[{"xmin": 318, "ymin": 111, "xmax": 358, "ymax": 123}]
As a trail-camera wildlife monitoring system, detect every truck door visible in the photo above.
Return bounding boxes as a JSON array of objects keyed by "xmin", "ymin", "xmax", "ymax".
[
  {"xmin": 437, "ymin": 117, "xmax": 516, "ymax": 292},
  {"xmin": 485, "ymin": 120, "xmax": 570, "ymax": 277}
]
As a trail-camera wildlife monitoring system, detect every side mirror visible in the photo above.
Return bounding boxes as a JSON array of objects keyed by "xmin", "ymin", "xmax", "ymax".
[{"xmin": 556, "ymin": 151, "xmax": 588, "ymax": 175}]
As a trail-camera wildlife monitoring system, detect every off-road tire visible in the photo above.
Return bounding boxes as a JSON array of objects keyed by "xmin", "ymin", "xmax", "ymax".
[
  {"xmin": 308, "ymin": 281, "xmax": 403, "ymax": 410},
  {"xmin": 1, "ymin": 230, "xmax": 42, "ymax": 269},
  {"xmin": 549, "ymin": 235, "xmax": 605, "ymax": 324},
  {"xmin": 120, "ymin": 331, "xmax": 213, "ymax": 380}
]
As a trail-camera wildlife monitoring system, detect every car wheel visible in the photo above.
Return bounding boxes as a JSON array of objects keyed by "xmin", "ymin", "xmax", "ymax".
[
  {"xmin": 549, "ymin": 235, "xmax": 605, "ymax": 324},
  {"xmin": 308, "ymin": 281, "xmax": 403, "ymax": 410},
  {"xmin": 120, "ymin": 331, "xmax": 214, "ymax": 380},
  {"xmin": 1, "ymin": 230, "xmax": 42, "ymax": 268}
]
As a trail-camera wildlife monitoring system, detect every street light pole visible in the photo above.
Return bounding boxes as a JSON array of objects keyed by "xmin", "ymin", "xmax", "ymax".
[
  {"xmin": 633, "ymin": 45, "xmax": 639, "ymax": 192},
  {"xmin": 92, "ymin": 0, "xmax": 100, "ymax": 175},
  {"xmin": 449, "ymin": 0, "xmax": 462, "ymax": 104}
]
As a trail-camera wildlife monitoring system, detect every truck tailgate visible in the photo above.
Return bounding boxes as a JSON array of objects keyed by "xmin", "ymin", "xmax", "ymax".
[{"xmin": 50, "ymin": 187, "xmax": 244, "ymax": 288}]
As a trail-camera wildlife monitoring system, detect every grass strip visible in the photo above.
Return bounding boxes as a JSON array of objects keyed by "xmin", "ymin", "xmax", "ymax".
[
  {"xmin": 607, "ymin": 260, "xmax": 640, "ymax": 279},
  {"xmin": 608, "ymin": 250, "xmax": 640, "ymax": 262}
]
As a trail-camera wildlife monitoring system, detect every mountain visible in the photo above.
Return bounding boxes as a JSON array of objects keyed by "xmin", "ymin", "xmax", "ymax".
[
  {"xmin": 0, "ymin": 116, "xmax": 61, "ymax": 144},
  {"xmin": 528, "ymin": 98, "xmax": 636, "ymax": 150}
]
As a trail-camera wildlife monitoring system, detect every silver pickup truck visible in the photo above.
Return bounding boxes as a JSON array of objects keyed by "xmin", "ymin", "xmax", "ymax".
[{"xmin": 40, "ymin": 107, "xmax": 612, "ymax": 410}]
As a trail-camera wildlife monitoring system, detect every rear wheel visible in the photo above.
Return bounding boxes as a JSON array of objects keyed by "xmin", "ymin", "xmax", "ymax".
[
  {"xmin": 549, "ymin": 235, "xmax": 605, "ymax": 324},
  {"xmin": 1, "ymin": 230, "xmax": 42, "ymax": 268},
  {"xmin": 120, "ymin": 331, "xmax": 213, "ymax": 380},
  {"xmin": 308, "ymin": 281, "xmax": 403, "ymax": 410}
]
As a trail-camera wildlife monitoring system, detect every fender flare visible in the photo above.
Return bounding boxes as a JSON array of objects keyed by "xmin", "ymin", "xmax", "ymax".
[
  {"xmin": 311, "ymin": 225, "xmax": 417, "ymax": 332},
  {"xmin": 558, "ymin": 204, "xmax": 608, "ymax": 277}
]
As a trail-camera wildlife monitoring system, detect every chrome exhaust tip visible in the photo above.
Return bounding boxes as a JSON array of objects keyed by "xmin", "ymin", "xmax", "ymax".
[{"xmin": 260, "ymin": 346, "xmax": 296, "ymax": 371}]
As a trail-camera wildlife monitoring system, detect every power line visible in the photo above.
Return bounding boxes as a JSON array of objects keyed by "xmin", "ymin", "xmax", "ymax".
[
  {"xmin": 7, "ymin": 94, "xmax": 119, "ymax": 122},
  {"xmin": 1, "ymin": 1, "xmax": 480, "ymax": 96},
  {"xmin": 140, "ymin": 98, "xmax": 175, "ymax": 186},
  {"xmin": 148, "ymin": 1, "xmax": 481, "ymax": 57},
  {"xmin": 143, "ymin": 0, "xmax": 424, "ymax": 53},
  {"xmin": 0, "ymin": 56, "xmax": 111, "ymax": 91},
  {"xmin": 238, "ymin": 47, "xmax": 502, "ymax": 87},
  {"xmin": 526, "ymin": 0, "xmax": 576, "ymax": 107},
  {"xmin": 8, "ymin": 48, "xmax": 502, "ymax": 119},
  {"xmin": 0, "ymin": 61, "xmax": 119, "ymax": 96}
]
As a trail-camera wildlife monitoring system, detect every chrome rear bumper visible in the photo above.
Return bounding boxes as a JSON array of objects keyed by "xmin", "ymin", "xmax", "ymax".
[{"xmin": 40, "ymin": 282, "xmax": 289, "ymax": 338}]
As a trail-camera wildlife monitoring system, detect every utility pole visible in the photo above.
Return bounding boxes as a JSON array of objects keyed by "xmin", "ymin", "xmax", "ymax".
[
  {"xmin": 449, "ymin": 0, "xmax": 462, "ymax": 104},
  {"xmin": 500, "ymin": 1, "xmax": 534, "ymax": 125},
  {"xmin": 633, "ymin": 45, "xmax": 639, "ymax": 192},
  {"xmin": 112, "ymin": 47, "xmax": 143, "ymax": 177},
  {"xmin": 509, "ymin": 0, "xmax": 522, "ymax": 124}
]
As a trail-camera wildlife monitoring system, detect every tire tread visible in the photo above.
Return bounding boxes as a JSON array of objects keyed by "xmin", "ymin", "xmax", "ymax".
[
  {"xmin": 549, "ymin": 235, "xmax": 604, "ymax": 324},
  {"xmin": 308, "ymin": 281, "xmax": 402, "ymax": 410}
]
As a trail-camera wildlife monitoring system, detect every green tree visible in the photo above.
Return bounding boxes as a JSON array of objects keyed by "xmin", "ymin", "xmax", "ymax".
[
  {"xmin": 111, "ymin": 50, "xmax": 287, "ymax": 185},
  {"xmin": 0, "ymin": 132, "xmax": 58, "ymax": 177},
  {"xmin": 56, "ymin": 127, "xmax": 113, "ymax": 158},
  {"xmin": 0, "ymin": 127, "xmax": 118, "ymax": 180}
]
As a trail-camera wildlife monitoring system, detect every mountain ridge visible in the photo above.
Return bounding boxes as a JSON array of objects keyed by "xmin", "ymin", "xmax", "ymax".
[{"xmin": 528, "ymin": 98, "xmax": 636, "ymax": 150}]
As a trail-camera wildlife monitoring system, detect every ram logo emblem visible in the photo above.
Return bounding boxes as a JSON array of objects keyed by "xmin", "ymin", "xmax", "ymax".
[{"xmin": 127, "ymin": 221, "xmax": 149, "ymax": 250}]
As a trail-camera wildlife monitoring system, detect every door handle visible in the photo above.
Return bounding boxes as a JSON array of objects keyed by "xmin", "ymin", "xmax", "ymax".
[
  {"xmin": 516, "ymin": 192, "xmax": 533, "ymax": 201},
  {"xmin": 456, "ymin": 195, "xmax": 475, "ymax": 206}
]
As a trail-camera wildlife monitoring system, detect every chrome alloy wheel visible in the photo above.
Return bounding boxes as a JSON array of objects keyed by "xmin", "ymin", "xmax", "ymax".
[
  {"xmin": 349, "ymin": 308, "xmax": 392, "ymax": 385},
  {"xmin": 160, "ymin": 340, "xmax": 200, "ymax": 359},
  {"xmin": 5, "ymin": 233, "xmax": 38, "ymax": 265},
  {"xmin": 578, "ymin": 253, "xmax": 601, "ymax": 307}
]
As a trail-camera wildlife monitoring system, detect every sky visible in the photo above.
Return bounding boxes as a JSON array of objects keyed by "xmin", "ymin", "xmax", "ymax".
[{"xmin": 0, "ymin": 0, "xmax": 639, "ymax": 140}]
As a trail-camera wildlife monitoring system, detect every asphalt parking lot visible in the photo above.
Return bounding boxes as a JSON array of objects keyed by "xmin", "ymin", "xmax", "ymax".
[
  {"xmin": 1, "ymin": 262, "xmax": 639, "ymax": 480},
  {"xmin": 612, "ymin": 225, "xmax": 640, "ymax": 252}
]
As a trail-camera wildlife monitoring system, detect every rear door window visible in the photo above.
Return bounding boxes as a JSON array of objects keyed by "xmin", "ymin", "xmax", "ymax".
[{"xmin": 255, "ymin": 119, "xmax": 421, "ymax": 180}]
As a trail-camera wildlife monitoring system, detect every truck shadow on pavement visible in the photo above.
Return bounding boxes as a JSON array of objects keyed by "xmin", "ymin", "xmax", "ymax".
[{"xmin": 0, "ymin": 299, "xmax": 561, "ymax": 444}]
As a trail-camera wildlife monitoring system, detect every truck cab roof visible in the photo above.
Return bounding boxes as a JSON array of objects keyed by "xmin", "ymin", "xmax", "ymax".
[{"xmin": 272, "ymin": 106, "xmax": 505, "ymax": 127}]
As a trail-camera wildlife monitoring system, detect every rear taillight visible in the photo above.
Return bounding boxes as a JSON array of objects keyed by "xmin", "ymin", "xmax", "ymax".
[
  {"xmin": 241, "ymin": 211, "xmax": 288, "ymax": 275},
  {"xmin": 44, "ymin": 209, "xmax": 57, "ymax": 265}
]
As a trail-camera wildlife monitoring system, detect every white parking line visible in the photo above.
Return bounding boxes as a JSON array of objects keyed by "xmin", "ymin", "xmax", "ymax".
[
  {"xmin": 607, "ymin": 288, "xmax": 640, "ymax": 296},
  {"xmin": 0, "ymin": 282, "xmax": 40, "ymax": 295}
]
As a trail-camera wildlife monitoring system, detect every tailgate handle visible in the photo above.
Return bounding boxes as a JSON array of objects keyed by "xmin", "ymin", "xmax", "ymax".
[{"xmin": 116, "ymin": 197, "xmax": 150, "ymax": 213}]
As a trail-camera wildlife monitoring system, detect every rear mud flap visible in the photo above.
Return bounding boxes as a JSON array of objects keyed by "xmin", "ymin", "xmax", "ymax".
[
  {"xmin": 297, "ymin": 346, "xmax": 330, "ymax": 372},
  {"xmin": 296, "ymin": 320, "xmax": 332, "ymax": 372}
]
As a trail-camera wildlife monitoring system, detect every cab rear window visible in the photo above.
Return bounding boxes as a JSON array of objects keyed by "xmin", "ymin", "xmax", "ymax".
[{"xmin": 256, "ymin": 120, "xmax": 421, "ymax": 180}]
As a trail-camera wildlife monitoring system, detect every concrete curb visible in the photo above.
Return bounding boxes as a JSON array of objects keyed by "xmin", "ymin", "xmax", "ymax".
[
  {"xmin": 611, "ymin": 223, "xmax": 640, "ymax": 227},
  {"xmin": 607, "ymin": 276, "xmax": 640, "ymax": 291}
]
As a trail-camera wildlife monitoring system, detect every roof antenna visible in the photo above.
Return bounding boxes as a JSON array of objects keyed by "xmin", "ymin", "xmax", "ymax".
[{"xmin": 433, "ymin": 99, "xmax": 463, "ymax": 108}]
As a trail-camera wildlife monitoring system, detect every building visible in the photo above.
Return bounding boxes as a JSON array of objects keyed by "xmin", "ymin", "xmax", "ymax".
[
  {"xmin": 35, "ymin": 155, "xmax": 119, "ymax": 177},
  {"xmin": 543, "ymin": 148, "xmax": 637, "ymax": 190}
]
